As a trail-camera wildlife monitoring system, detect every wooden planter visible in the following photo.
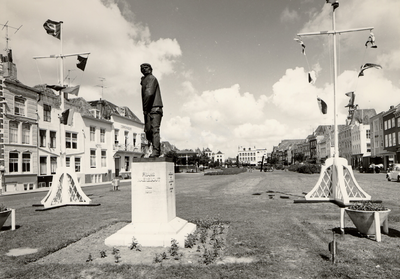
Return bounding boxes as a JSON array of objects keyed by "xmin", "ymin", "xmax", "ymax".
[
  {"xmin": 0, "ymin": 209, "xmax": 12, "ymax": 229},
  {"xmin": 345, "ymin": 208, "xmax": 390, "ymax": 236}
]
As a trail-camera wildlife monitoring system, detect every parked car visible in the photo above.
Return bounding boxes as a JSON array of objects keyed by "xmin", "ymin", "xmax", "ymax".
[{"xmin": 386, "ymin": 164, "xmax": 400, "ymax": 181}]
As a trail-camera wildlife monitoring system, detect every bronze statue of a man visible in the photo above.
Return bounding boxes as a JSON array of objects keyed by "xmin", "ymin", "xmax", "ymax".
[{"xmin": 140, "ymin": 63, "xmax": 163, "ymax": 157}]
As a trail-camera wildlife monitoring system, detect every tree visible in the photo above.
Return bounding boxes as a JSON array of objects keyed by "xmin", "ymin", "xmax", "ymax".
[{"xmin": 165, "ymin": 150, "xmax": 178, "ymax": 164}]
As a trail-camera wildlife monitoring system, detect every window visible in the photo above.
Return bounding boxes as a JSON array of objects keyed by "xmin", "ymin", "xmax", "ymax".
[
  {"xmin": 50, "ymin": 131, "xmax": 56, "ymax": 148},
  {"xmin": 366, "ymin": 130, "xmax": 370, "ymax": 139},
  {"xmin": 388, "ymin": 120, "xmax": 392, "ymax": 129},
  {"xmin": 389, "ymin": 134, "xmax": 392, "ymax": 146},
  {"xmin": 50, "ymin": 157, "xmax": 57, "ymax": 174},
  {"xmin": 101, "ymin": 150, "xmax": 106, "ymax": 167},
  {"xmin": 133, "ymin": 133, "xmax": 137, "ymax": 146},
  {"xmin": 40, "ymin": 130, "xmax": 46, "ymax": 147},
  {"xmin": 66, "ymin": 156, "xmax": 70, "ymax": 167},
  {"xmin": 9, "ymin": 152, "xmax": 18, "ymax": 172},
  {"xmin": 100, "ymin": 128, "xmax": 105, "ymax": 143},
  {"xmin": 22, "ymin": 123, "xmax": 30, "ymax": 144},
  {"xmin": 125, "ymin": 131, "xmax": 129, "ymax": 147},
  {"xmin": 90, "ymin": 126, "xmax": 95, "ymax": 141},
  {"xmin": 392, "ymin": 118, "xmax": 395, "ymax": 128},
  {"xmin": 398, "ymin": 118, "xmax": 400, "ymax": 128},
  {"xmin": 43, "ymin": 104, "xmax": 51, "ymax": 122},
  {"xmin": 125, "ymin": 156, "xmax": 129, "ymax": 171},
  {"xmin": 393, "ymin": 133, "xmax": 396, "ymax": 146},
  {"xmin": 75, "ymin": 157, "xmax": 81, "ymax": 172},
  {"xmin": 90, "ymin": 149, "xmax": 96, "ymax": 168},
  {"xmin": 115, "ymin": 129, "xmax": 119, "ymax": 144},
  {"xmin": 40, "ymin": 157, "xmax": 47, "ymax": 175},
  {"xmin": 14, "ymin": 96, "xmax": 25, "ymax": 116},
  {"xmin": 9, "ymin": 121, "xmax": 18, "ymax": 143},
  {"xmin": 22, "ymin": 153, "xmax": 30, "ymax": 172},
  {"xmin": 66, "ymin": 132, "xmax": 77, "ymax": 149},
  {"xmin": 90, "ymin": 109, "xmax": 100, "ymax": 119}
]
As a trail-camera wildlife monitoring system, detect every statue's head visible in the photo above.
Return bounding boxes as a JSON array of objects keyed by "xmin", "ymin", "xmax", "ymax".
[{"xmin": 140, "ymin": 63, "xmax": 152, "ymax": 76}]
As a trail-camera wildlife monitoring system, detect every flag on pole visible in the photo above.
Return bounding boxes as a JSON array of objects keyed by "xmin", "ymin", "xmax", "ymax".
[
  {"xmin": 46, "ymin": 84, "xmax": 66, "ymax": 91},
  {"xmin": 77, "ymin": 55, "xmax": 88, "ymax": 71},
  {"xmin": 61, "ymin": 108, "xmax": 74, "ymax": 125},
  {"xmin": 308, "ymin": 71, "xmax": 316, "ymax": 84},
  {"xmin": 43, "ymin": 19, "xmax": 61, "ymax": 40},
  {"xmin": 62, "ymin": 85, "xmax": 80, "ymax": 96},
  {"xmin": 345, "ymin": 91, "xmax": 355, "ymax": 108},
  {"xmin": 358, "ymin": 63, "xmax": 382, "ymax": 77},
  {"xmin": 294, "ymin": 38, "xmax": 306, "ymax": 55},
  {"xmin": 365, "ymin": 32, "xmax": 377, "ymax": 48},
  {"xmin": 317, "ymin": 98, "xmax": 327, "ymax": 114}
]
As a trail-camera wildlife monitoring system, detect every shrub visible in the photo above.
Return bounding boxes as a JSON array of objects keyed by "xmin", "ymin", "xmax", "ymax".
[
  {"xmin": 288, "ymin": 163, "xmax": 321, "ymax": 174},
  {"xmin": 349, "ymin": 201, "xmax": 388, "ymax": 211}
]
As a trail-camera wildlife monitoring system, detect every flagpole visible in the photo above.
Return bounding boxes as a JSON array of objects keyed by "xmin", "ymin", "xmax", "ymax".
[
  {"xmin": 298, "ymin": 1, "xmax": 372, "ymax": 206},
  {"xmin": 35, "ymin": 19, "xmax": 94, "ymax": 209},
  {"xmin": 59, "ymin": 21, "xmax": 65, "ymax": 170},
  {"xmin": 332, "ymin": 5, "xmax": 338, "ymax": 160}
]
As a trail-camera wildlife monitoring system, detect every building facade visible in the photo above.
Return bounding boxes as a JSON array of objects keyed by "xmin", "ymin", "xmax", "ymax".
[{"xmin": 237, "ymin": 146, "xmax": 267, "ymax": 166}]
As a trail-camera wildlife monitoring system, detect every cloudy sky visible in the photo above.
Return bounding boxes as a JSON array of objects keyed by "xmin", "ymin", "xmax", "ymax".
[{"xmin": 2, "ymin": 0, "xmax": 400, "ymax": 157}]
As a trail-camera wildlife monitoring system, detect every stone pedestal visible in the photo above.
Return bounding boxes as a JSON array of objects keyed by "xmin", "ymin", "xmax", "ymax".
[{"xmin": 105, "ymin": 158, "xmax": 196, "ymax": 247}]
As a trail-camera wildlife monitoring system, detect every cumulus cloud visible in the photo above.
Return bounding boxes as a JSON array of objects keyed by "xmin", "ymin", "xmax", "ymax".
[
  {"xmin": 5, "ymin": 0, "xmax": 181, "ymax": 112},
  {"xmin": 280, "ymin": 7, "xmax": 300, "ymax": 23}
]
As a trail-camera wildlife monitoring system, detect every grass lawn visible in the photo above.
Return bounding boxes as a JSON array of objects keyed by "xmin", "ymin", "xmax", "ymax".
[{"xmin": 1, "ymin": 170, "xmax": 400, "ymax": 278}]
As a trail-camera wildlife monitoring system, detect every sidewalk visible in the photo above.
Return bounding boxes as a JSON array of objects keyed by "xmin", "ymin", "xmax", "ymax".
[{"xmin": 0, "ymin": 179, "xmax": 131, "ymax": 196}]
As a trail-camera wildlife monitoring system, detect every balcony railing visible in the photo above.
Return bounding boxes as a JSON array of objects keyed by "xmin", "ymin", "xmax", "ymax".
[{"xmin": 113, "ymin": 143, "xmax": 140, "ymax": 152}]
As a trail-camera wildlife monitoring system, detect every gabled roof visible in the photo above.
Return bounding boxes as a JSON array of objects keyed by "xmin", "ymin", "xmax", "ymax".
[
  {"xmin": 350, "ymin": 109, "xmax": 376, "ymax": 125},
  {"xmin": 277, "ymin": 139, "xmax": 305, "ymax": 151},
  {"xmin": 88, "ymin": 99, "xmax": 142, "ymax": 123}
]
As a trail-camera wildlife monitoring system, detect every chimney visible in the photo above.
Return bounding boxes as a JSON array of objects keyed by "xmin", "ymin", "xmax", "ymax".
[
  {"xmin": 390, "ymin": 105, "xmax": 394, "ymax": 109},
  {"xmin": 0, "ymin": 50, "xmax": 18, "ymax": 80}
]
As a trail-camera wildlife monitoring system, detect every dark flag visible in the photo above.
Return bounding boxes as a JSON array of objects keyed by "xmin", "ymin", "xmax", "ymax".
[
  {"xmin": 77, "ymin": 55, "xmax": 88, "ymax": 71},
  {"xmin": 43, "ymin": 19, "xmax": 61, "ymax": 40},
  {"xmin": 345, "ymin": 91, "xmax": 355, "ymax": 108},
  {"xmin": 317, "ymin": 98, "xmax": 327, "ymax": 114},
  {"xmin": 46, "ymin": 84, "xmax": 66, "ymax": 91}
]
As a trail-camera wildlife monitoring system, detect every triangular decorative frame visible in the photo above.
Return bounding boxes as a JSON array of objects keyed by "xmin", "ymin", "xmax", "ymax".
[
  {"xmin": 41, "ymin": 167, "xmax": 91, "ymax": 208},
  {"xmin": 306, "ymin": 157, "xmax": 371, "ymax": 206}
]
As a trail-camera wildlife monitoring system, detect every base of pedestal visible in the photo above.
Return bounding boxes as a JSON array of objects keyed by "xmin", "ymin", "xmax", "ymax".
[{"xmin": 104, "ymin": 217, "xmax": 196, "ymax": 247}]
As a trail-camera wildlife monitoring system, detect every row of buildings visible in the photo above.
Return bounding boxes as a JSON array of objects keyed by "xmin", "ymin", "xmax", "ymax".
[
  {"xmin": 1, "ymin": 49, "xmax": 147, "ymax": 194},
  {"xmin": 271, "ymin": 105, "xmax": 400, "ymax": 171}
]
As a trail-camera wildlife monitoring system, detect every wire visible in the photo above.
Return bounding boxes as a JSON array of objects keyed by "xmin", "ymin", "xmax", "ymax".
[{"xmin": 34, "ymin": 59, "xmax": 43, "ymax": 84}]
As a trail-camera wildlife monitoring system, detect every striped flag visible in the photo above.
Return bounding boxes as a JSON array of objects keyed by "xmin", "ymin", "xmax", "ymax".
[
  {"xmin": 43, "ymin": 19, "xmax": 61, "ymax": 39},
  {"xmin": 62, "ymin": 85, "xmax": 80, "ymax": 96}
]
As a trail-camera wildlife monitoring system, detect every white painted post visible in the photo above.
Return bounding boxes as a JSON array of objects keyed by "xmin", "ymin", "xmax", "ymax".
[
  {"xmin": 340, "ymin": 208, "xmax": 346, "ymax": 234},
  {"xmin": 11, "ymin": 208, "xmax": 15, "ymax": 231},
  {"xmin": 374, "ymin": 211, "xmax": 381, "ymax": 242}
]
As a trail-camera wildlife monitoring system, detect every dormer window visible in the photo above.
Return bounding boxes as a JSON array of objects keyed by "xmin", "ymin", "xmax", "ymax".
[
  {"xmin": 15, "ymin": 96, "xmax": 26, "ymax": 116},
  {"xmin": 119, "ymin": 107, "xmax": 126, "ymax": 116},
  {"xmin": 90, "ymin": 109, "xmax": 100, "ymax": 119}
]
